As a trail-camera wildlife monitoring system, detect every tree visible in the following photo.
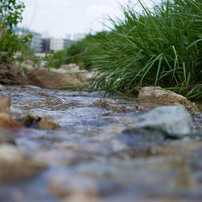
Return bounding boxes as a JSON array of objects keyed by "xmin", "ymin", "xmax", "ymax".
[
  {"xmin": 0, "ymin": 0, "xmax": 25, "ymax": 29},
  {"xmin": 0, "ymin": 0, "xmax": 30, "ymax": 63}
]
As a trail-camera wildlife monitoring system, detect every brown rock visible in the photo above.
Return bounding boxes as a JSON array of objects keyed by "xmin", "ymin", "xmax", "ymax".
[
  {"xmin": 0, "ymin": 145, "xmax": 46, "ymax": 184},
  {"xmin": 0, "ymin": 114, "xmax": 24, "ymax": 130},
  {"xmin": 37, "ymin": 119, "xmax": 60, "ymax": 130},
  {"xmin": 138, "ymin": 86, "xmax": 199, "ymax": 111},
  {"xmin": 0, "ymin": 96, "xmax": 23, "ymax": 130},
  {"xmin": 26, "ymin": 68, "xmax": 88, "ymax": 90}
]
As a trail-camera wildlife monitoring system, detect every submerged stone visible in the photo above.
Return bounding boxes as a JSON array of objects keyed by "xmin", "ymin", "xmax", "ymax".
[
  {"xmin": 0, "ymin": 145, "xmax": 46, "ymax": 184},
  {"xmin": 0, "ymin": 127, "xmax": 16, "ymax": 145},
  {"xmin": 124, "ymin": 105, "xmax": 194, "ymax": 138}
]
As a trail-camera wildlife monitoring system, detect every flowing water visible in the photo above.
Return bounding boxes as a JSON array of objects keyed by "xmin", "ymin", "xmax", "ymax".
[{"xmin": 0, "ymin": 85, "xmax": 202, "ymax": 202}]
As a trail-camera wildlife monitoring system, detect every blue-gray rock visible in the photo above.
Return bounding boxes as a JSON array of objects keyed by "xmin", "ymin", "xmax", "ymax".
[{"xmin": 125, "ymin": 105, "xmax": 194, "ymax": 138}]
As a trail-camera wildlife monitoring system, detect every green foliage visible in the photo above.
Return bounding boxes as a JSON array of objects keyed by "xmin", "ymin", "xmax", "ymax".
[
  {"xmin": 45, "ymin": 49, "xmax": 67, "ymax": 69},
  {"xmin": 65, "ymin": 33, "xmax": 103, "ymax": 70},
  {"xmin": 0, "ymin": 0, "xmax": 25, "ymax": 29},
  {"xmin": 0, "ymin": 30, "xmax": 31, "ymax": 63},
  {"xmin": 90, "ymin": 0, "xmax": 202, "ymax": 100},
  {"xmin": 0, "ymin": 0, "xmax": 30, "ymax": 63}
]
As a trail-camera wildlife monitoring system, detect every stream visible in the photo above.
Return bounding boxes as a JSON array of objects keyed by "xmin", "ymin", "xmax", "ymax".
[{"xmin": 0, "ymin": 85, "xmax": 202, "ymax": 202}]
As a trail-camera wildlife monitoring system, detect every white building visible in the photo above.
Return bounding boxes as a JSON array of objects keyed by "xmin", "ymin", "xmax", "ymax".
[
  {"xmin": 50, "ymin": 38, "xmax": 64, "ymax": 52},
  {"xmin": 14, "ymin": 28, "xmax": 76, "ymax": 53},
  {"xmin": 50, "ymin": 37, "xmax": 75, "ymax": 52},
  {"xmin": 73, "ymin": 33, "xmax": 87, "ymax": 41}
]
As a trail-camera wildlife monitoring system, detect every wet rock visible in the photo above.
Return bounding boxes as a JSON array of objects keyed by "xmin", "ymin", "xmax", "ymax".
[
  {"xmin": 11, "ymin": 108, "xmax": 37, "ymax": 126},
  {"xmin": 26, "ymin": 68, "xmax": 89, "ymax": 90},
  {"xmin": 89, "ymin": 99, "xmax": 128, "ymax": 112},
  {"xmin": 11, "ymin": 109, "xmax": 60, "ymax": 129},
  {"xmin": 138, "ymin": 86, "xmax": 199, "ymax": 111},
  {"xmin": 0, "ymin": 127, "xmax": 16, "ymax": 145},
  {"xmin": 105, "ymin": 99, "xmax": 117, "ymax": 105},
  {"xmin": 124, "ymin": 105, "xmax": 194, "ymax": 138},
  {"xmin": 37, "ymin": 119, "xmax": 60, "ymax": 130},
  {"xmin": 27, "ymin": 112, "xmax": 60, "ymax": 130},
  {"xmin": 0, "ymin": 97, "xmax": 23, "ymax": 130},
  {"xmin": 0, "ymin": 145, "xmax": 46, "ymax": 184}
]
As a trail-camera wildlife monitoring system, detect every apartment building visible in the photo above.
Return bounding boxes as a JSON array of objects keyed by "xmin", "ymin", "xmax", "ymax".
[
  {"xmin": 14, "ymin": 28, "xmax": 84, "ymax": 53},
  {"xmin": 73, "ymin": 33, "xmax": 86, "ymax": 41},
  {"xmin": 31, "ymin": 31, "xmax": 42, "ymax": 53},
  {"xmin": 14, "ymin": 27, "xmax": 42, "ymax": 53}
]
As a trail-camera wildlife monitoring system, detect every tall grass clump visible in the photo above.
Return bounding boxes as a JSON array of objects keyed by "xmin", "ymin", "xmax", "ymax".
[{"xmin": 91, "ymin": 0, "xmax": 202, "ymax": 99}]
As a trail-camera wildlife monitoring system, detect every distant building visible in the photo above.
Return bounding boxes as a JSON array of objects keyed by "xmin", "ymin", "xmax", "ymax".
[
  {"xmin": 50, "ymin": 37, "xmax": 75, "ymax": 52},
  {"xmin": 14, "ymin": 28, "xmax": 77, "ymax": 53},
  {"xmin": 73, "ymin": 33, "xmax": 87, "ymax": 41},
  {"xmin": 14, "ymin": 27, "xmax": 42, "ymax": 53},
  {"xmin": 30, "ymin": 31, "xmax": 42, "ymax": 53},
  {"xmin": 64, "ymin": 38, "xmax": 75, "ymax": 48},
  {"xmin": 50, "ymin": 38, "xmax": 64, "ymax": 52},
  {"xmin": 41, "ymin": 38, "xmax": 50, "ymax": 53}
]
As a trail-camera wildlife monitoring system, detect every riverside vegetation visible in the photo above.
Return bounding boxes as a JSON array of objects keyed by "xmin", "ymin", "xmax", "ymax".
[
  {"xmin": 1, "ymin": 0, "xmax": 201, "ymax": 100},
  {"xmin": 0, "ymin": 0, "xmax": 202, "ymax": 201},
  {"xmin": 63, "ymin": 0, "xmax": 201, "ymax": 100}
]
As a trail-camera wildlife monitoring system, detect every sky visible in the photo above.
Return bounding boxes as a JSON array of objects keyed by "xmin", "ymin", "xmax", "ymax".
[{"xmin": 20, "ymin": 0, "xmax": 156, "ymax": 39}]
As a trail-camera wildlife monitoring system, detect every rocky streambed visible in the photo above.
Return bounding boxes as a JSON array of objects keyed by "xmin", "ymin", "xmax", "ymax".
[{"xmin": 0, "ymin": 85, "xmax": 202, "ymax": 202}]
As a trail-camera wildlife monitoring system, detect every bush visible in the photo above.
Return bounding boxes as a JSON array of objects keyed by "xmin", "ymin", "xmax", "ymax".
[
  {"xmin": 90, "ymin": 0, "xmax": 202, "ymax": 99},
  {"xmin": 65, "ymin": 33, "xmax": 104, "ymax": 70},
  {"xmin": 44, "ymin": 49, "xmax": 67, "ymax": 69}
]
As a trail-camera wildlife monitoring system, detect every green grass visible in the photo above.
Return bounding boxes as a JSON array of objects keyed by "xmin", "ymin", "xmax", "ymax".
[{"xmin": 89, "ymin": 0, "xmax": 202, "ymax": 100}]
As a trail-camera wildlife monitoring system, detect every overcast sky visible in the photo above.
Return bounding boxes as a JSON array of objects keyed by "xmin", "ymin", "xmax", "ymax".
[{"xmin": 20, "ymin": 0, "xmax": 156, "ymax": 38}]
